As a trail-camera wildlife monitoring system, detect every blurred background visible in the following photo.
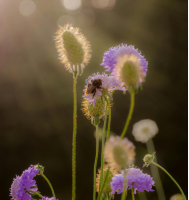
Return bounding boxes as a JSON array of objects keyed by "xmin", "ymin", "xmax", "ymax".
[{"xmin": 0, "ymin": 0, "xmax": 187, "ymax": 199}]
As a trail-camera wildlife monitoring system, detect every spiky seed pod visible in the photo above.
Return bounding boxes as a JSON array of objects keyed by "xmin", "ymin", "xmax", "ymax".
[
  {"xmin": 96, "ymin": 165, "xmax": 117, "ymax": 196},
  {"xmin": 54, "ymin": 24, "xmax": 91, "ymax": 75}
]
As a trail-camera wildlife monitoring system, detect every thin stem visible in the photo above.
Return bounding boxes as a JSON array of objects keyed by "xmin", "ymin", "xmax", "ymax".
[
  {"xmin": 121, "ymin": 89, "xmax": 135, "ymax": 138},
  {"xmin": 97, "ymin": 168, "xmax": 110, "ymax": 200},
  {"xmin": 41, "ymin": 173, "xmax": 56, "ymax": 199},
  {"xmin": 152, "ymin": 161, "xmax": 186, "ymax": 200},
  {"xmin": 146, "ymin": 139, "xmax": 166, "ymax": 200},
  {"xmin": 131, "ymin": 188, "xmax": 135, "ymax": 200},
  {"xmin": 106, "ymin": 99, "xmax": 111, "ymax": 141},
  {"xmin": 121, "ymin": 171, "xmax": 127, "ymax": 200},
  {"xmin": 99, "ymin": 106, "xmax": 108, "ymax": 197},
  {"xmin": 72, "ymin": 74, "xmax": 77, "ymax": 200},
  {"xmin": 28, "ymin": 190, "xmax": 43, "ymax": 198},
  {"xmin": 93, "ymin": 124, "xmax": 99, "ymax": 200},
  {"xmin": 138, "ymin": 192, "xmax": 147, "ymax": 200}
]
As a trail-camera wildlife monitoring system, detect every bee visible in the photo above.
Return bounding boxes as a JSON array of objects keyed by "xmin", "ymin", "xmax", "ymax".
[{"xmin": 85, "ymin": 79, "xmax": 102, "ymax": 97}]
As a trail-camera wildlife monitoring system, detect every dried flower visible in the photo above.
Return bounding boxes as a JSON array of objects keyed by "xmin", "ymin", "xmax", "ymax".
[
  {"xmin": 104, "ymin": 136, "xmax": 135, "ymax": 170},
  {"xmin": 111, "ymin": 168, "xmax": 155, "ymax": 194},
  {"xmin": 132, "ymin": 119, "xmax": 158, "ymax": 143},
  {"xmin": 55, "ymin": 24, "xmax": 91, "ymax": 75},
  {"xmin": 83, "ymin": 72, "xmax": 126, "ymax": 107},
  {"xmin": 10, "ymin": 166, "xmax": 39, "ymax": 200}
]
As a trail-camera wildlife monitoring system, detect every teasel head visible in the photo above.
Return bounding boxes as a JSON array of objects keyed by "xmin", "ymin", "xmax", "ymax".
[{"xmin": 54, "ymin": 24, "xmax": 91, "ymax": 76}]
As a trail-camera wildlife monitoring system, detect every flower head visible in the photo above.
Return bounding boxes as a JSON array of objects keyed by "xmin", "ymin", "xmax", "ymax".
[
  {"xmin": 40, "ymin": 197, "xmax": 56, "ymax": 200},
  {"xmin": 104, "ymin": 136, "xmax": 136, "ymax": 170},
  {"xmin": 83, "ymin": 73, "xmax": 126, "ymax": 107},
  {"xmin": 101, "ymin": 44, "xmax": 148, "ymax": 90},
  {"xmin": 55, "ymin": 24, "xmax": 91, "ymax": 75},
  {"xmin": 170, "ymin": 194, "xmax": 184, "ymax": 200},
  {"xmin": 10, "ymin": 166, "xmax": 39, "ymax": 200},
  {"xmin": 143, "ymin": 152, "xmax": 155, "ymax": 167},
  {"xmin": 111, "ymin": 168, "xmax": 155, "ymax": 194},
  {"xmin": 132, "ymin": 119, "xmax": 158, "ymax": 143},
  {"xmin": 96, "ymin": 165, "xmax": 117, "ymax": 196}
]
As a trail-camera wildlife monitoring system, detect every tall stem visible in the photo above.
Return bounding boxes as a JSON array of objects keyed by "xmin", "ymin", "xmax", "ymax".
[
  {"xmin": 93, "ymin": 124, "xmax": 99, "ymax": 200},
  {"xmin": 152, "ymin": 161, "xmax": 186, "ymax": 200},
  {"xmin": 106, "ymin": 99, "xmax": 111, "ymax": 141},
  {"xmin": 146, "ymin": 139, "xmax": 166, "ymax": 200},
  {"xmin": 99, "ymin": 106, "xmax": 108, "ymax": 197},
  {"xmin": 72, "ymin": 74, "xmax": 77, "ymax": 200},
  {"xmin": 138, "ymin": 191, "xmax": 147, "ymax": 200},
  {"xmin": 121, "ymin": 89, "xmax": 135, "ymax": 138},
  {"xmin": 41, "ymin": 173, "xmax": 56, "ymax": 199},
  {"xmin": 131, "ymin": 188, "xmax": 135, "ymax": 200},
  {"xmin": 121, "ymin": 171, "xmax": 127, "ymax": 200}
]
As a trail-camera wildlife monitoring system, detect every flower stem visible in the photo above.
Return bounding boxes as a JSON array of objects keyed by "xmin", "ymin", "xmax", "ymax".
[
  {"xmin": 99, "ymin": 106, "xmax": 108, "ymax": 197},
  {"xmin": 121, "ymin": 171, "xmax": 127, "ymax": 200},
  {"xmin": 72, "ymin": 73, "xmax": 77, "ymax": 200},
  {"xmin": 106, "ymin": 99, "xmax": 111, "ymax": 141},
  {"xmin": 93, "ymin": 124, "xmax": 99, "ymax": 200},
  {"xmin": 146, "ymin": 139, "xmax": 166, "ymax": 200},
  {"xmin": 121, "ymin": 89, "xmax": 135, "ymax": 138},
  {"xmin": 152, "ymin": 161, "xmax": 186, "ymax": 200},
  {"xmin": 41, "ymin": 173, "xmax": 56, "ymax": 199},
  {"xmin": 131, "ymin": 188, "xmax": 135, "ymax": 200},
  {"xmin": 138, "ymin": 191, "xmax": 147, "ymax": 200},
  {"xmin": 28, "ymin": 190, "xmax": 43, "ymax": 198}
]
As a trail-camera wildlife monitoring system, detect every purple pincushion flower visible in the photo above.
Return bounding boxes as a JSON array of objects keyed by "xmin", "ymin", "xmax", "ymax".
[
  {"xmin": 83, "ymin": 73, "xmax": 126, "ymax": 106},
  {"xmin": 40, "ymin": 197, "xmax": 56, "ymax": 200},
  {"xmin": 111, "ymin": 168, "xmax": 155, "ymax": 194},
  {"xmin": 101, "ymin": 44, "xmax": 148, "ymax": 76},
  {"xmin": 10, "ymin": 166, "xmax": 40, "ymax": 200}
]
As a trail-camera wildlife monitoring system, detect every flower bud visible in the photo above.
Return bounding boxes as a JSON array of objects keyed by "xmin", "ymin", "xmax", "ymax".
[
  {"xmin": 143, "ymin": 153, "xmax": 155, "ymax": 167},
  {"xmin": 170, "ymin": 194, "xmax": 184, "ymax": 200}
]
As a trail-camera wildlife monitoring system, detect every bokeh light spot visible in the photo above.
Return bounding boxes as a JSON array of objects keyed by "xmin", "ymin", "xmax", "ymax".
[
  {"xmin": 78, "ymin": 9, "xmax": 95, "ymax": 26},
  {"xmin": 63, "ymin": 0, "xmax": 82, "ymax": 11},
  {"xmin": 57, "ymin": 15, "xmax": 74, "ymax": 27},
  {"xmin": 19, "ymin": 0, "xmax": 36, "ymax": 16},
  {"xmin": 91, "ymin": 0, "xmax": 116, "ymax": 10}
]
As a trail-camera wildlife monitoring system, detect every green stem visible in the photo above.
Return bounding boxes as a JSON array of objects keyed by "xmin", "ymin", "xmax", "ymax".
[
  {"xmin": 41, "ymin": 173, "xmax": 56, "ymax": 199},
  {"xmin": 93, "ymin": 124, "xmax": 99, "ymax": 200},
  {"xmin": 28, "ymin": 190, "xmax": 43, "ymax": 198},
  {"xmin": 152, "ymin": 161, "xmax": 186, "ymax": 200},
  {"xmin": 99, "ymin": 106, "xmax": 108, "ymax": 197},
  {"xmin": 106, "ymin": 99, "xmax": 111, "ymax": 141},
  {"xmin": 121, "ymin": 89, "xmax": 135, "ymax": 138},
  {"xmin": 72, "ymin": 74, "xmax": 77, "ymax": 200},
  {"xmin": 121, "ymin": 171, "xmax": 127, "ymax": 200},
  {"xmin": 138, "ymin": 192, "xmax": 147, "ymax": 200},
  {"xmin": 146, "ymin": 139, "xmax": 166, "ymax": 200},
  {"xmin": 131, "ymin": 188, "xmax": 135, "ymax": 200},
  {"xmin": 97, "ymin": 168, "xmax": 110, "ymax": 200}
]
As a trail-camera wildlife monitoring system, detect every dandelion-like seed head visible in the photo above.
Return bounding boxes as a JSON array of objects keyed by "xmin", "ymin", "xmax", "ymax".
[
  {"xmin": 96, "ymin": 165, "xmax": 117, "ymax": 196},
  {"xmin": 143, "ymin": 152, "xmax": 155, "ymax": 167},
  {"xmin": 55, "ymin": 24, "xmax": 91, "ymax": 75},
  {"xmin": 101, "ymin": 44, "xmax": 148, "ymax": 91},
  {"xmin": 111, "ymin": 167, "xmax": 155, "ymax": 194},
  {"xmin": 83, "ymin": 73, "xmax": 126, "ymax": 107},
  {"xmin": 132, "ymin": 119, "xmax": 159, "ymax": 143},
  {"xmin": 170, "ymin": 194, "xmax": 184, "ymax": 200},
  {"xmin": 104, "ymin": 136, "xmax": 136, "ymax": 170}
]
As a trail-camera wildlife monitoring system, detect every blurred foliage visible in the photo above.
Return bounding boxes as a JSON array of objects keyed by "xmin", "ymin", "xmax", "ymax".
[{"xmin": 0, "ymin": 0, "xmax": 187, "ymax": 199}]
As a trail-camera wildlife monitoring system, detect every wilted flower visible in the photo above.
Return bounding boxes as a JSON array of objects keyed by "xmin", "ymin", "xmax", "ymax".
[
  {"xmin": 96, "ymin": 165, "xmax": 117, "ymax": 196},
  {"xmin": 104, "ymin": 136, "xmax": 135, "ymax": 170},
  {"xmin": 111, "ymin": 168, "xmax": 155, "ymax": 194},
  {"xmin": 132, "ymin": 119, "xmax": 158, "ymax": 143},
  {"xmin": 55, "ymin": 24, "xmax": 91, "ymax": 75},
  {"xmin": 83, "ymin": 73, "xmax": 126, "ymax": 107},
  {"xmin": 10, "ymin": 166, "xmax": 39, "ymax": 200},
  {"xmin": 170, "ymin": 194, "xmax": 184, "ymax": 200},
  {"xmin": 101, "ymin": 44, "xmax": 148, "ymax": 90}
]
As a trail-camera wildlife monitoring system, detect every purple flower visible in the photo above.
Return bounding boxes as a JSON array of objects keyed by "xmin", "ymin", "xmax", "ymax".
[
  {"xmin": 101, "ymin": 44, "xmax": 148, "ymax": 76},
  {"xmin": 83, "ymin": 72, "xmax": 126, "ymax": 106},
  {"xmin": 111, "ymin": 168, "xmax": 155, "ymax": 194},
  {"xmin": 10, "ymin": 166, "xmax": 39, "ymax": 200},
  {"xmin": 40, "ymin": 197, "xmax": 56, "ymax": 200}
]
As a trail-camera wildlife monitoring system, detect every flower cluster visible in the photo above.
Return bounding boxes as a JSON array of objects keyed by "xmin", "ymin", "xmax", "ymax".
[
  {"xmin": 10, "ymin": 166, "xmax": 39, "ymax": 200},
  {"xmin": 111, "ymin": 168, "xmax": 155, "ymax": 194}
]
